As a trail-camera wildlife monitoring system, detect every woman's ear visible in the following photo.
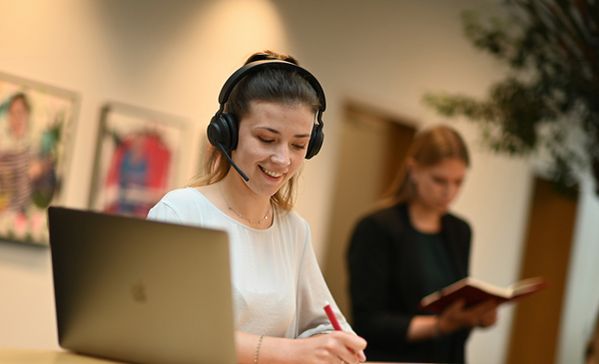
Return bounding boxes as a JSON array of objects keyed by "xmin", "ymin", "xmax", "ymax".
[{"xmin": 405, "ymin": 158, "xmax": 419, "ymax": 180}]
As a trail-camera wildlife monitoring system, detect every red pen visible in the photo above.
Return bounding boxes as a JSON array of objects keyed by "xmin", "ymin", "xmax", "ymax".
[
  {"xmin": 325, "ymin": 302, "xmax": 367, "ymax": 362},
  {"xmin": 323, "ymin": 302, "xmax": 343, "ymax": 331}
]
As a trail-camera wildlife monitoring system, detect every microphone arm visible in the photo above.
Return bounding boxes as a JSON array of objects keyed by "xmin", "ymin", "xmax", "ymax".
[{"xmin": 216, "ymin": 143, "xmax": 250, "ymax": 182}]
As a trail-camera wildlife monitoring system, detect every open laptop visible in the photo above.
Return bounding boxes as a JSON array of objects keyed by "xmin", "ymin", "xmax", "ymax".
[{"xmin": 48, "ymin": 206, "xmax": 237, "ymax": 364}]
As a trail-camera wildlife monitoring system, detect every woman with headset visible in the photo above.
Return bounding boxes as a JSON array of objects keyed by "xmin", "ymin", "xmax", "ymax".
[{"xmin": 148, "ymin": 51, "xmax": 366, "ymax": 364}]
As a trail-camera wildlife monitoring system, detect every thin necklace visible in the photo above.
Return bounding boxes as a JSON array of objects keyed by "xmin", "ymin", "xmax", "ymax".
[{"xmin": 220, "ymin": 184, "xmax": 272, "ymax": 226}]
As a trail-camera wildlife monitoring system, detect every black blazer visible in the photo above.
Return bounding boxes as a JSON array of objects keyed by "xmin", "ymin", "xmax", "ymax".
[{"xmin": 347, "ymin": 203, "xmax": 472, "ymax": 363}]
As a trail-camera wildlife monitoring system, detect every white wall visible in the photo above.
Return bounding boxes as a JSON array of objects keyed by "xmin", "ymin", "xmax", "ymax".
[
  {"xmin": 557, "ymin": 175, "xmax": 599, "ymax": 364},
  {"xmin": 0, "ymin": 1, "xmax": 593, "ymax": 363}
]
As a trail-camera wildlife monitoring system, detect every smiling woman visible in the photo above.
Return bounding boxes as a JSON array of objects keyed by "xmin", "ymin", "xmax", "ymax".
[
  {"xmin": 229, "ymin": 101, "xmax": 313, "ymax": 202},
  {"xmin": 147, "ymin": 51, "xmax": 367, "ymax": 364}
]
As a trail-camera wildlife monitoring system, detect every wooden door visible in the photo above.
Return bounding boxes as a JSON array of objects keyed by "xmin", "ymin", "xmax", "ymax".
[
  {"xmin": 505, "ymin": 177, "xmax": 578, "ymax": 364},
  {"xmin": 322, "ymin": 102, "xmax": 415, "ymax": 318}
]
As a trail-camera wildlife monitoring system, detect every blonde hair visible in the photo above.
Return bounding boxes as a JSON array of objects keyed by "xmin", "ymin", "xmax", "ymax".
[
  {"xmin": 384, "ymin": 124, "xmax": 470, "ymax": 205},
  {"xmin": 189, "ymin": 51, "xmax": 319, "ymax": 211}
]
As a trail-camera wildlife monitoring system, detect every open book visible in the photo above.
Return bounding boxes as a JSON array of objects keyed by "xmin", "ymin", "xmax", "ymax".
[{"xmin": 419, "ymin": 277, "xmax": 546, "ymax": 313}]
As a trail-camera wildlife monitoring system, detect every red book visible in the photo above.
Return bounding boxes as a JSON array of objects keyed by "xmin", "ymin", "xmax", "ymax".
[{"xmin": 419, "ymin": 276, "xmax": 546, "ymax": 313}]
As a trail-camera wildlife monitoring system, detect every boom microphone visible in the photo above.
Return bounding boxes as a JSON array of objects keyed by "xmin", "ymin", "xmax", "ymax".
[{"xmin": 216, "ymin": 142, "xmax": 250, "ymax": 182}]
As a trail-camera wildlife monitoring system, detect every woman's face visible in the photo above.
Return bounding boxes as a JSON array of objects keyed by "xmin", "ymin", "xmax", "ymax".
[
  {"xmin": 231, "ymin": 100, "xmax": 314, "ymax": 198},
  {"xmin": 411, "ymin": 157, "xmax": 467, "ymax": 213},
  {"xmin": 8, "ymin": 98, "xmax": 30, "ymax": 139}
]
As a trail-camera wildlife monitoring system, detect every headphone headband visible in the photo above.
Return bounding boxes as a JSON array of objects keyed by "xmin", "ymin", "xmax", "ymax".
[{"xmin": 217, "ymin": 59, "xmax": 326, "ymax": 113}]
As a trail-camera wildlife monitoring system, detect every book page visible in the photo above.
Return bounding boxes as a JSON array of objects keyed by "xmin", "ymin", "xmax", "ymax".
[{"xmin": 510, "ymin": 277, "xmax": 546, "ymax": 297}]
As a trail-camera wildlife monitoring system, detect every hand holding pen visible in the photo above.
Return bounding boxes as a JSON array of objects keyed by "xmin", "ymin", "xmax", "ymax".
[{"xmin": 323, "ymin": 302, "xmax": 367, "ymax": 363}]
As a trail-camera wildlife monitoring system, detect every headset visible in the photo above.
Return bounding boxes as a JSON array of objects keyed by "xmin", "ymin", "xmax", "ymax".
[{"xmin": 207, "ymin": 59, "xmax": 326, "ymax": 181}]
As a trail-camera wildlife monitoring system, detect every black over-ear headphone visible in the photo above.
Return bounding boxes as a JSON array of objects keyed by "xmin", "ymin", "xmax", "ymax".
[{"xmin": 207, "ymin": 60, "xmax": 326, "ymax": 170}]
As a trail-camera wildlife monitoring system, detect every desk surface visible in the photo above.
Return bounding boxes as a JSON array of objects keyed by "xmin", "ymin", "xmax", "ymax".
[
  {"xmin": 0, "ymin": 349, "xmax": 408, "ymax": 363},
  {"xmin": 0, "ymin": 349, "xmax": 123, "ymax": 363}
]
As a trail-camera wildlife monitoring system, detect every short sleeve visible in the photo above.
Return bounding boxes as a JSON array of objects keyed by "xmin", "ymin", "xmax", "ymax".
[{"xmin": 147, "ymin": 200, "xmax": 183, "ymax": 224}]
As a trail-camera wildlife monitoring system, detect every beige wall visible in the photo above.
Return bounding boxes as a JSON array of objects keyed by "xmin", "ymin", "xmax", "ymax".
[{"xmin": 0, "ymin": 1, "xmax": 595, "ymax": 363}]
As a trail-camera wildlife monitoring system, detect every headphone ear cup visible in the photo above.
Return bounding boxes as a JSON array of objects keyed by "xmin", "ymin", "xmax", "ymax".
[
  {"xmin": 223, "ymin": 113, "xmax": 239, "ymax": 150},
  {"xmin": 305, "ymin": 123, "xmax": 324, "ymax": 159},
  {"xmin": 207, "ymin": 112, "xmax": 239, "ymax": 151}
]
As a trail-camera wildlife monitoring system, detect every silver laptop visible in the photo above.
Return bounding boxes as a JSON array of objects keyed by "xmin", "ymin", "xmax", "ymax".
[{"xmin": 48, "ymin": 206, "xmax": 237, "ymax": 364}]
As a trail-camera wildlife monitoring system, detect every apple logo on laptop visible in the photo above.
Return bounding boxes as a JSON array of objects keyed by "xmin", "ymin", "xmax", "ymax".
[{"xmin": 130, "ymin": 280, "xmax": 147, "ymax": 303}]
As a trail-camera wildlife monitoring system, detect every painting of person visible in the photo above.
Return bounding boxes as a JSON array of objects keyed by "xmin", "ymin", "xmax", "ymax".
[
  {"xmin": 0, "ymin": 79, "xmax": 75, "ymax": 244},
  {"xmin": 102, "ymin": 130, "xmax": 172, "ymax": 217},
  {"xmin": 0, "ymin": 92, "xmax": 33, "ymax": 213}
]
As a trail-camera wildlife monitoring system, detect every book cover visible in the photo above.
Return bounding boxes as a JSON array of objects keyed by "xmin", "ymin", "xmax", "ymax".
[{"xmin": 419, "ymin": 276, "xmax": 546, "ymax": 313}]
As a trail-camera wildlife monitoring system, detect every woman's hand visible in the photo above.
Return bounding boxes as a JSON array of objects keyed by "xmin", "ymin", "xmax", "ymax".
[
  {"xmin": 438, "ymin": 299, "xmax": 498, "ymax": 334},
  {"xmin": 236, "ymin": 331, "xmax": 366, "ymax": 364},
  {"xmin": 288, "ymin": 331, "xmax": 367, "ymax": 364},
  {"xmin": 477, "ymin": 303, "xmax": 498, "ymax": 328}
]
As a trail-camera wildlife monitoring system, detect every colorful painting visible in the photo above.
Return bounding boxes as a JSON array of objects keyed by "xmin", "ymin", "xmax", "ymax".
[
  {"xmin": 0, "ymin": 72, "xmax": 78, "ymax": 245},
  {"xmin": 89, "ymin": 103, "xmax": 186, "ymax": 218}
]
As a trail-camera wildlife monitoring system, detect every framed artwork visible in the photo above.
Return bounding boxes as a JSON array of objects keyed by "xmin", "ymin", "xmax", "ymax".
[
  {"xmin": 0, "ymin": 72, "xmax": 78, "ymax": 245},
  {"xmin": 89, "ymin": 102, "xmax": 187, "ymax": 218}
]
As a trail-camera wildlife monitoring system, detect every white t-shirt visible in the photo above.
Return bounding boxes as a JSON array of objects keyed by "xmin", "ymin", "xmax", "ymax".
[{"xmin": 147, "ymin": 187, "xmax": 351, "ymax": 338}]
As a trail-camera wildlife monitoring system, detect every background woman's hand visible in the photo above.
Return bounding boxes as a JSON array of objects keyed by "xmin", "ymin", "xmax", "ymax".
[
  {"xmin": 291, "ymin": 331, "xmax": 367, "ymax": 364},
  {"xmin": 438, "ymin": 299, "xmax": 498, "ymax": 333},
  {"xmin": 477, "ymin": 303, "xmax": 498, "ymax": 328}
]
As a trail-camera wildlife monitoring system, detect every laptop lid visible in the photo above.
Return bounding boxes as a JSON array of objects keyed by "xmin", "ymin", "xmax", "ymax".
[{"xmin": 48, "ymin": 206, "xmax": 237, "ymax": 364}]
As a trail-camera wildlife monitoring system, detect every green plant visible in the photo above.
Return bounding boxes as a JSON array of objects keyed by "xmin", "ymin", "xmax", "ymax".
[{"xmin": 424, "ymin": 0, "xmax": 599, "ymax": 195}]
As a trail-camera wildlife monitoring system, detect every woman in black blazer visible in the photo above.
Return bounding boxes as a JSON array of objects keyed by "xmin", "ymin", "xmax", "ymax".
[{"xmin": 347, "ymin": 125, "xmax": 497, "ymax": 363}]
